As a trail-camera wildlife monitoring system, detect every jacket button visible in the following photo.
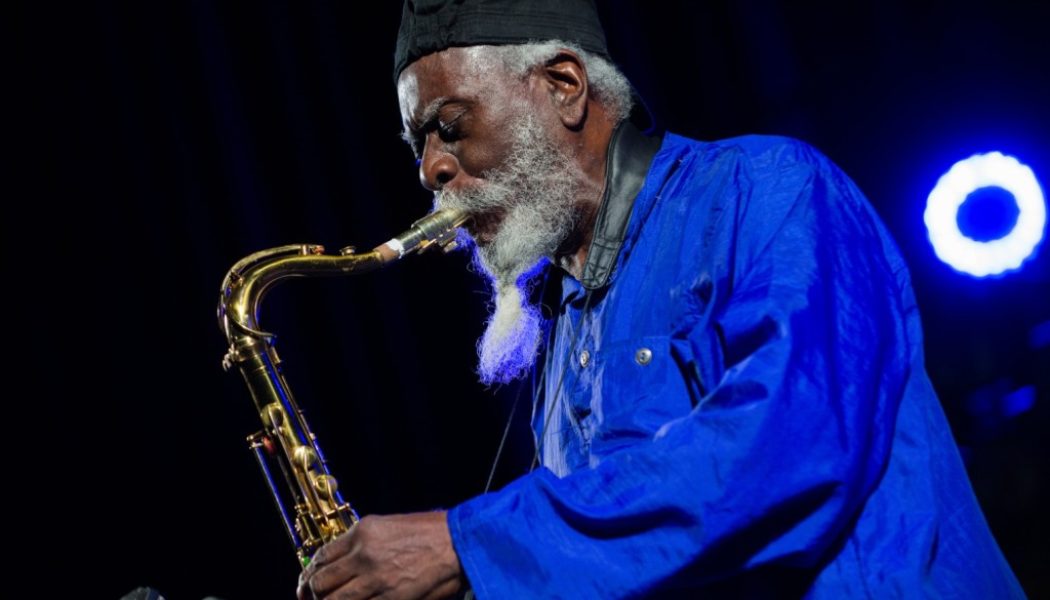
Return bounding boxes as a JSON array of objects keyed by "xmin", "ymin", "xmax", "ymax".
[
  {"xmin": 579, "ymin": 350, "xmax": 591, "ymax": 368},
  {"xmin": 634, "ymin": 347, "xmax": 653, "ymax": 365}
]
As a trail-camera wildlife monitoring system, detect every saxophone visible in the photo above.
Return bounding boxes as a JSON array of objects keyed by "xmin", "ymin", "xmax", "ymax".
[{"xmin": 216, "ymin": 209, "xmax": 469, "ymax": 568}]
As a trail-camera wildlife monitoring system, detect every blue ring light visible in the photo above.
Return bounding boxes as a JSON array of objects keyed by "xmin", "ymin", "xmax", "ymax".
[{"xmin": 924, "ymin": 152, "xmax": 1046, "ymax": 277}]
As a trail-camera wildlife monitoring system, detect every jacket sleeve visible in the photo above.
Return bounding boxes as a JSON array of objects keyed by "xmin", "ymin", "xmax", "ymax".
[{"xmin": 447, "ymin": 144, "xmax": 913, "ymax": 599}]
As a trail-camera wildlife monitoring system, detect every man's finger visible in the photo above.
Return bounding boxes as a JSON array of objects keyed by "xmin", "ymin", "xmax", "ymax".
[
  {"xmin": 296, "ymin": 571, "xmax": 314, "ymax": 600},
  {"xmin": 309, "ymin": 558, "xmax": 365, "ymax": 599},
  {"xmin": 310, "ymin": 523, "xmax": 358, "ymax": 569}
]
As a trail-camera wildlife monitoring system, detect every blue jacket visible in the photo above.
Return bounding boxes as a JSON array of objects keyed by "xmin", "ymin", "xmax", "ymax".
[{"xmin": 448, "ymin": 130, "xmax": 1025, "ymax": 598}]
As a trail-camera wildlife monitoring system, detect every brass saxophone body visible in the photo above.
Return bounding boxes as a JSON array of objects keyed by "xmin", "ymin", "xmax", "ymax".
[{"xmin": 217, "ymin": 209, "xmax": 468, "ymax": 567}]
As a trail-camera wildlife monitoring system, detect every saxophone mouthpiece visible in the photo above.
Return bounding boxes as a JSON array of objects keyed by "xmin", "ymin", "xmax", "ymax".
[{"xmin": 374, "ymin": 209, "xmax": 470, "ymax": 264}]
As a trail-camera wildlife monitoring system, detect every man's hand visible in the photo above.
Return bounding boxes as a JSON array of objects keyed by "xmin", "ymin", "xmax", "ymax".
[{"xmin": 297, "ymin": 511, "xmax": 465, "ymax": 600}]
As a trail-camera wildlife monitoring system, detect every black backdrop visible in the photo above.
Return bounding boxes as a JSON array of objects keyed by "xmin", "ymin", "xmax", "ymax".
[{"xmin": 13, "ymin": 1, "xmax": 1048, "ymax": 598}]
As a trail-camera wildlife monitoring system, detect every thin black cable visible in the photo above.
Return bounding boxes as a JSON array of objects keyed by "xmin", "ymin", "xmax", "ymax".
[
  {"xmin": 528, "ymin": 324, "xmax": 554, "ymax": 449},
  {"xmin": 480, "ymin": 267, "xmax": 557, "ymax": 493},
  {"xmin": 482, "ymin": 380, "xmax": 525, "ymax": 494},
  {"xmin": 530, "ymin": 289, "xmax": 595, "ymax": 472},
  {"xmin": 479, "ymin": 284, "xmax": 593, "ymax": 489}
]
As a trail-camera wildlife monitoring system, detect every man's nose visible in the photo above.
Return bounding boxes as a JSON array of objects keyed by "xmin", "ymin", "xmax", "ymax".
[{"xmin": 419, "ymin": 146, "xmax": 459, "ymax": 191}]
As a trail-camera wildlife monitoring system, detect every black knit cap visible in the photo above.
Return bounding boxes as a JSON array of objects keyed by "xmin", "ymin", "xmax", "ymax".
[{"xmin": 394, "ymin": 0, "xmax": 612, "ymax": 83}]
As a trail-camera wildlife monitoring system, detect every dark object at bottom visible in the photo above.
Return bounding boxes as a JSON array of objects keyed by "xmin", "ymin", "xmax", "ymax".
[
  {"xmin": 119, "ymin": 587, "xmax": 226, "ymax": 600},
  {"xmin": 119, "ymin": 588, "xmax": 166, "ymax": 600}
]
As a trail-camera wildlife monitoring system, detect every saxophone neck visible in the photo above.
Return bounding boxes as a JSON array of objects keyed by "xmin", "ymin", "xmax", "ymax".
[
  {"xmin": 217, "ymin": 244, "xmax": 384, "ymax": 349},
  {"xmin": 217, "ymin": 209, "xmax": 469, "ymax": 348},
  {"xmin": 373, "ymin": 209, "xmax": 470, "ymax": 263}
]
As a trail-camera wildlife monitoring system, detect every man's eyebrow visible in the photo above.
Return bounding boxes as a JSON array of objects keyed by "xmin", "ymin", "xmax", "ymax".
[
  {"xmin": 405, "ymin": 96, "xmax": 451, "ymax": 133},
  {"xmin": 400, "ymin": 96, "xmax": 472, "ymax": 153},
  {"xmin": 400, "ymin": 97, "xmax": 449, "ymax": 151}
]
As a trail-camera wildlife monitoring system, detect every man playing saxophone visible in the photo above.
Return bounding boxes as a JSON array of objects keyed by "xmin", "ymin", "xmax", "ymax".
[{"xmin": 298, "ymin": 1, "xmax": 1024, "ymax": 598}]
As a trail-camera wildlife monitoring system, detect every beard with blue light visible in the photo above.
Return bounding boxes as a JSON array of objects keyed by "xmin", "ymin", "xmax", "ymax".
[{"xmin": 436, "ymin": 112, "xmax": 583, "ymax": 385}]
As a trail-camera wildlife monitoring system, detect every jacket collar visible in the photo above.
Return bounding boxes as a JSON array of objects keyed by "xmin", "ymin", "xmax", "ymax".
[{"xmin": 579, "ymin": 122, "xmax": 664, "ymax": 290}]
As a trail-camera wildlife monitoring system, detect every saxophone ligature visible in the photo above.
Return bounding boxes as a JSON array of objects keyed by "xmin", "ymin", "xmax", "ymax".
[{"xmin": 216, "ymin": 209, "xmax": 468, "ymax": 567}]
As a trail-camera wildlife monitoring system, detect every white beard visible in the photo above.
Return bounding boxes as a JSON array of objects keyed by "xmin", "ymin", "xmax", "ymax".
[{"xmin": 437, "ymin": 113, "xmax": 583, "ymax": 385}]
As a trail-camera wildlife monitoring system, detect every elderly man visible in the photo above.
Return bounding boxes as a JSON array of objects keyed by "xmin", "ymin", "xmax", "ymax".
[{"xmin": 299, "ymin": 1, "xmax": 1024, "ymax": 598}]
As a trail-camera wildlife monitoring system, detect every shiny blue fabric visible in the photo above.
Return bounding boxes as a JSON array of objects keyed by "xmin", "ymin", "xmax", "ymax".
[{"xmin": 447, "ymin": 133, "xmax": 1025, "ymax": 598}]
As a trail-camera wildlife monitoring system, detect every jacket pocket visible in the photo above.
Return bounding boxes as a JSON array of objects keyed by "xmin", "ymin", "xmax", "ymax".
[{"xmin": 583, "ymin": 335, "xmax": 693, "ymax": 458}]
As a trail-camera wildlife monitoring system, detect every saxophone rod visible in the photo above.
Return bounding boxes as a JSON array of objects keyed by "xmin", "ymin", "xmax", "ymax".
[{"xmin": 372, "ymin": 208, "xmax": 470, "ymax": 264}]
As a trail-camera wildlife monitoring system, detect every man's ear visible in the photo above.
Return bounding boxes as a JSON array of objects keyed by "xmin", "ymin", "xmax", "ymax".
[{"xmin": 540, "ymin": 50, "xmax": 589, "ymax": 129}]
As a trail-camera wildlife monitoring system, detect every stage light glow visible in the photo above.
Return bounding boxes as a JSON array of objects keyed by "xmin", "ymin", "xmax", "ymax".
[
  {"xmin": 1002, "ymin": 386, "xmax": 1036, "ymax": 418},
  {"xmin": 1031, "ymin": 320, "xmax": 1050, "ymax": 350},
  {"xmin": 924, "ymin": 152, "xmax": 1046, "ymax": 277}
]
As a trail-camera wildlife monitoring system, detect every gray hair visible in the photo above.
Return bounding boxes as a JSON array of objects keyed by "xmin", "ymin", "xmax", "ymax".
[{"xmin": 464, "ymin": 41, "xmax": 635, "ymax": 124}]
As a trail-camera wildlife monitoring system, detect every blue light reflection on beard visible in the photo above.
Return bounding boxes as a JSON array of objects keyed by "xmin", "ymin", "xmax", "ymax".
[
  {"xmin": 433, "ymin": 226, "xmax": 551, "ymax": 386},
  {"xmin": 474, "ymin": 256, "xmax": 551, "ymax": 386}
]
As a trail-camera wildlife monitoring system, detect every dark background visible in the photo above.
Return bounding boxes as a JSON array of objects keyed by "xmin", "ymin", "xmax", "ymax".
[{"xmin": 13, "ymin": 1, "xmax": 1048, "ymax": 598}]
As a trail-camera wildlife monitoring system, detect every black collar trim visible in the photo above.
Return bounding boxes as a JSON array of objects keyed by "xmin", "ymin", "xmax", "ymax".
[{"xmin": 580, "ymin": 123, "xmax": 664, "ymax": 290}]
